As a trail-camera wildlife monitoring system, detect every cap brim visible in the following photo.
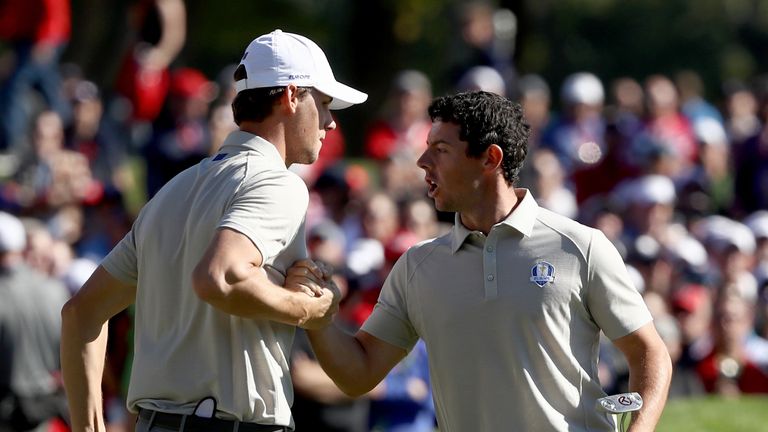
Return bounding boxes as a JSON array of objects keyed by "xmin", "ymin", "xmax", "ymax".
[{"xmin": 315, "ymin": 80, "xmax": 368, "ymax": 110}]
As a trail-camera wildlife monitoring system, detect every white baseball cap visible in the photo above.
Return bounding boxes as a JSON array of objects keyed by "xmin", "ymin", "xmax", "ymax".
[
  {"xmin": 0, "ymin": 211, "xmax": 26, "ymax": 253},
  {"xmin": 561, "ymin": 72, "xmax": 604, "ymax": 106},
  {"xmin": 235, "ymin": 29, "xmax": 367, "ymax": 110}
]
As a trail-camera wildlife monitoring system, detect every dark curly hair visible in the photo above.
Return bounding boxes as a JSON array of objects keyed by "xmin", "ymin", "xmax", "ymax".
[{"xmin": 428, "ymin": 91, "xmax": 530, "ymax": 185}]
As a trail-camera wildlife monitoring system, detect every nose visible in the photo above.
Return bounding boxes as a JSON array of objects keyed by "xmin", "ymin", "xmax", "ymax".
[
  {"xmin": 417, "ymin": 149, "xmax": 429, "ymax": 170},
  {"xmin": 325, "ymin": 110, "xmax": 336, "ymax": 131}
]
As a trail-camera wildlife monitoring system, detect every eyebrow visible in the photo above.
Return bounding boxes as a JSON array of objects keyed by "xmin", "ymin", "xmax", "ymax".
[{"xmin": 426, "ymin": 139, "xmax": 449, "ymax": 146}]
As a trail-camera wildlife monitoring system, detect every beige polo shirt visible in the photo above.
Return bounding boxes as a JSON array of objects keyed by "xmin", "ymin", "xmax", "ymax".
[
  {"xmin": 361, "ymin": 189, "xmax": 652, "ymax": 432},
  {"xmin": 102, "ymin": 131, "xmax": 308, "ymax": 428}
]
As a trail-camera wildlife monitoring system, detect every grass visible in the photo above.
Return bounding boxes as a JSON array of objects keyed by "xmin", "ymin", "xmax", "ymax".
[{"xmin": 655, "ymin": 395, "xmax": 768, "ymax": 432}]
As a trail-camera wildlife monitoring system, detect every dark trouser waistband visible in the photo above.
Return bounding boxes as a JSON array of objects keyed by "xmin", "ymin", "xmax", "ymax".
[{"xmin": 138, "ymin": 408, "xmax": 289, "ymax": 432}]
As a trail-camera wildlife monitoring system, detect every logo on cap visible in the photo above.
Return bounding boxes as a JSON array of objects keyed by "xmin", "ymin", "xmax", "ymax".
[
  {"xmin": 289, "ymin": 74, "xmax": 311, "ymax": 80},
  {"xmin": 530, "ymin": 261, "xmax": 555, "ymax": 287}
]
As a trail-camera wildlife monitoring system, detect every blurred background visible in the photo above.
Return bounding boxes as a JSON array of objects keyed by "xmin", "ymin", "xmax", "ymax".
[
  {"xmin": 1, "ymin": 1, "xmax": 768, "ymax": 431},
  {"xmin": 59, "ymin": 0, "xmax": 768, "ymax": 154}
]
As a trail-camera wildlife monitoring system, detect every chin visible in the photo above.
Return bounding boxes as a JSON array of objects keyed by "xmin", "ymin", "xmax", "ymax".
[{"xmin": 432, "ymin": 199, "xmax": 449, "ymax": 212}]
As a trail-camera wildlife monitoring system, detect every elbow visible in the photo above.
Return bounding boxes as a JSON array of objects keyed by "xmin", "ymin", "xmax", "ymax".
[
  {"xmin": 61, "ymin": 298, "xmax": 79, "ymax": 329},
  {"xmin": 191, "ymin": 264, "xmax": 230, "ymax": 305},
  {"xmin": 339, "ymin": 383, "xmax": 372, "ymax": 399},
  {"xmin": 337, "ymin": 376, "xmax": 381, "ymax": 398}
]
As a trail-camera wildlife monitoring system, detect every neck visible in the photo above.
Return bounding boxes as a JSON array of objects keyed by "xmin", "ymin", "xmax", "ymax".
[
  {"xmin": 459, "ymin": 180, "xmax": 520, "ymax": 234},
  {"xmin": 239, "ymin": 121, "xmax": 287, "ymax": 164}
]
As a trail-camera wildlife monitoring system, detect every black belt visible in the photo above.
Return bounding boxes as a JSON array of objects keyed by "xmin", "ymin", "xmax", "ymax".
[{"xmin": 138, "ymin": 408, "xmax": 289, "ymax": 432}]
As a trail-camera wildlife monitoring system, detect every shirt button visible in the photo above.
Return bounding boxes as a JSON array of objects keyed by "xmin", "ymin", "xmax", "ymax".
[
  {"xmin": 486, "ymin": 246, "xmax": 494, "ymax": 252},
  {"xmin": 487, "ymin": 274, "xmax": 495, "ymax": 281}
]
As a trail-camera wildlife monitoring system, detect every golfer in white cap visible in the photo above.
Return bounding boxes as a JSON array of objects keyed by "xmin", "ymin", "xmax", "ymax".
[{"xmin": 62, "ymin": 29, "xmax": 365, "ymax": 432}]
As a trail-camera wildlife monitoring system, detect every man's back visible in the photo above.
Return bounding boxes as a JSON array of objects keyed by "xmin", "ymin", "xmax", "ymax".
[
  {"xmin": 103, "ymin": 132, "xmax": 310, "ymax": 423},
  {"xmin": 0, "ymin": 264, "xmax": 69, "ymax": 430},
  {"xmin": 0, "ymin": 265, "xmax": 68, "ymax": 396}
]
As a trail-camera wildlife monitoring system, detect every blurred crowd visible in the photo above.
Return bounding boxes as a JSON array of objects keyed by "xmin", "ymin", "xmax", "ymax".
[{"xmin": 1, "ymin": 1, "xmax": 768, "ymax": 432}]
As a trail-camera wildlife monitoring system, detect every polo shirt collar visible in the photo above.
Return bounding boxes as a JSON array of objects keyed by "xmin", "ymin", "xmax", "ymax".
[
  {"xmin": 450, "ymin": 188, "xmax": 539, "ymax": 253},
  {"xmin": 219, "ymin": 131, "xmax": 286, "ymax": 168}
]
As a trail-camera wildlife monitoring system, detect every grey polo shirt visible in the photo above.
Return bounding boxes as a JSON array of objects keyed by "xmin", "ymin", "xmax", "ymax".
[
  {"xmin": 361, "ymin": 189, "xmax": 652, "ymax": 432},
  {"xmin": 102, "ymin": 131, "xmax": 309, "ymax": 428}
]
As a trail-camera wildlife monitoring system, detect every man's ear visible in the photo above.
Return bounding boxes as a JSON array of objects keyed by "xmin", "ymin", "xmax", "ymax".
[
  {"xmin": 280, "ymin": 84, "xmax": 300, "ymax": 114},
  {"xmin": 484, "ymin": 144, "xmax": 504, "ymax": 172}
]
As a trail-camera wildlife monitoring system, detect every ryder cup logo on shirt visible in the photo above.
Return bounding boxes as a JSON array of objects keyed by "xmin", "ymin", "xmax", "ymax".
[{"xmin": 530, "ymin": 261, "xmax": 555, "ymax": 287}]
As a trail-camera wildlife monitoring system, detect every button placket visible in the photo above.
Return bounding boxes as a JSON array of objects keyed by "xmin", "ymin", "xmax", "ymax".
[{"xmin": 483, "ymin": 230, "xmax": 499, "ymax": 298}]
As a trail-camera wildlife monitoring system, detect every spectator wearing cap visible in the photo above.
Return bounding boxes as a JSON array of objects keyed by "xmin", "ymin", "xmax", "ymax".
[
  {"xmin": 569, "ymin": 78, "xmax": 645, "ymax": 204},
  {"xmin": 745, "ymin": 211, "xmax": 768, "ymax": 282},
  {"xmin": 746, "ymin": 211, "xmax": 768, "ymax": 251},
  {"xmin": 669, "ymin": 283, "xmax": 710, "ymax": 397},
  {"xmin": 456, "ymin": 65, "xmax": 506, "ymax": 96},
  {"xmin": 614, "ymin": 174, "xmax": 678, "ymax": 248},
  {"xmin": 747, "ymin": 211, "xmax": 768, "ymax": 340},
  {"xmin": 695, "ymin": 216, "xmax": 758, "ymax": 302},
  {"xmin": 0, "ymin": 211, "xmax": 70, "ymax": 430},
  {"xmin": 143, "ymin": 67, "xmax": 217, "ymax": 197},
  {"xmin": 541, "ymin": 72, "xmax": 607, "ymax": 174},
  {"xmin": 364, "ymin": 70, "xmax": 433, "ymax": 201}
]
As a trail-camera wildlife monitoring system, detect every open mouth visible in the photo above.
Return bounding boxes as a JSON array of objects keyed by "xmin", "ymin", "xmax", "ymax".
[{"xmin": 426, "ymin": 178, "xmax": 437, "ymax": 197}]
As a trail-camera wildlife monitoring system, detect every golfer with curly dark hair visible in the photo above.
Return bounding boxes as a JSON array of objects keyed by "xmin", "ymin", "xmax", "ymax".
[{"xmin": 307, "ymin": 91, "xmax": 672, "ymax": 431}]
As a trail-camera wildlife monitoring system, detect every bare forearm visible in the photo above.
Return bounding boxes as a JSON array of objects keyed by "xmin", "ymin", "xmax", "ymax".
[
  {"xmin": 193, "ymin": 265, "xmax": 327, "ymax": 325},
  {"xmin": 61, "ymin": 306, "xmax": 108, "ymax": 432},
  {"xmin": 209, "ymin": 279, "xmax": 315, "ymax": 325},
  {"xmin": 291, "ymin": 357, "xmax": 354, "ymax": 404},
  {"xmin": 306, "ymin": 325, "xmax": 383, "ymax": 397},
  {"xmin": 153, "ymin": 0, "xmax": 186, "ymax": 64},
  {"xmin": 626, "ymin": 345, "xmax": 672, "ymax": 432}
]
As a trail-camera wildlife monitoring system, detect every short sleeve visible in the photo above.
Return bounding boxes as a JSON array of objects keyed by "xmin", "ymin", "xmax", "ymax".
[
  {"xmin": 102, "ymin": 229, "xmax": 139, "ymax": 284},
  {"xmin": 219, "ymin": 170, "xmax": 309, "ymax": 262},
  {"xmin": 360, "ymin": 252, "xmax": 419, "ymax": 351},
  {"xmin": 585, "ymin": 230, "xmax": 652, "ymax": 340}
]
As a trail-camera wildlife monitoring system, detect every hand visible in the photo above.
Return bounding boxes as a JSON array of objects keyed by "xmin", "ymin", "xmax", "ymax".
[
  {"xmin": 300, "ymin": 283, "xmax": 341, "ymax": 330},
  {"xmin": 286, "ymin": 259, "xmax": 329, "ymax": 297}
]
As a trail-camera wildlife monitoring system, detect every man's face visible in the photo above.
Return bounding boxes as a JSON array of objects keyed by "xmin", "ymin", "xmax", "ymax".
[
  {"xmin": 286, "ymin": 89, "xmax": 335, "ymax": 165},
  {"xmin": 417, "ymin": 120, "xmax": 484, "ymax": 212}
]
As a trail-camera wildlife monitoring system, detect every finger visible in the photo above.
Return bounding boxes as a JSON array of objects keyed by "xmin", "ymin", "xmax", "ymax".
[
  {"xmin": 318, "ymin": 263, "xmax": 334, "ymax": 281},
  {"xmin": 291, "ymin": 261, "xmax": 326, "ymax": 281},
  {"xmin": 287, "ymin": 266, "xmax": 322, "ymax": 284},
  {"xmin": 295, "ymin": 283, "xmax": 315, "ymax": 297}
]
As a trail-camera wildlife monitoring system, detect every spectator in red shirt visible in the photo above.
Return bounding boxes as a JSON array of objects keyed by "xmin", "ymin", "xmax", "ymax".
[{"xmin": 696, "ymin": 293, "xmax": 768, "ymax": 395}]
